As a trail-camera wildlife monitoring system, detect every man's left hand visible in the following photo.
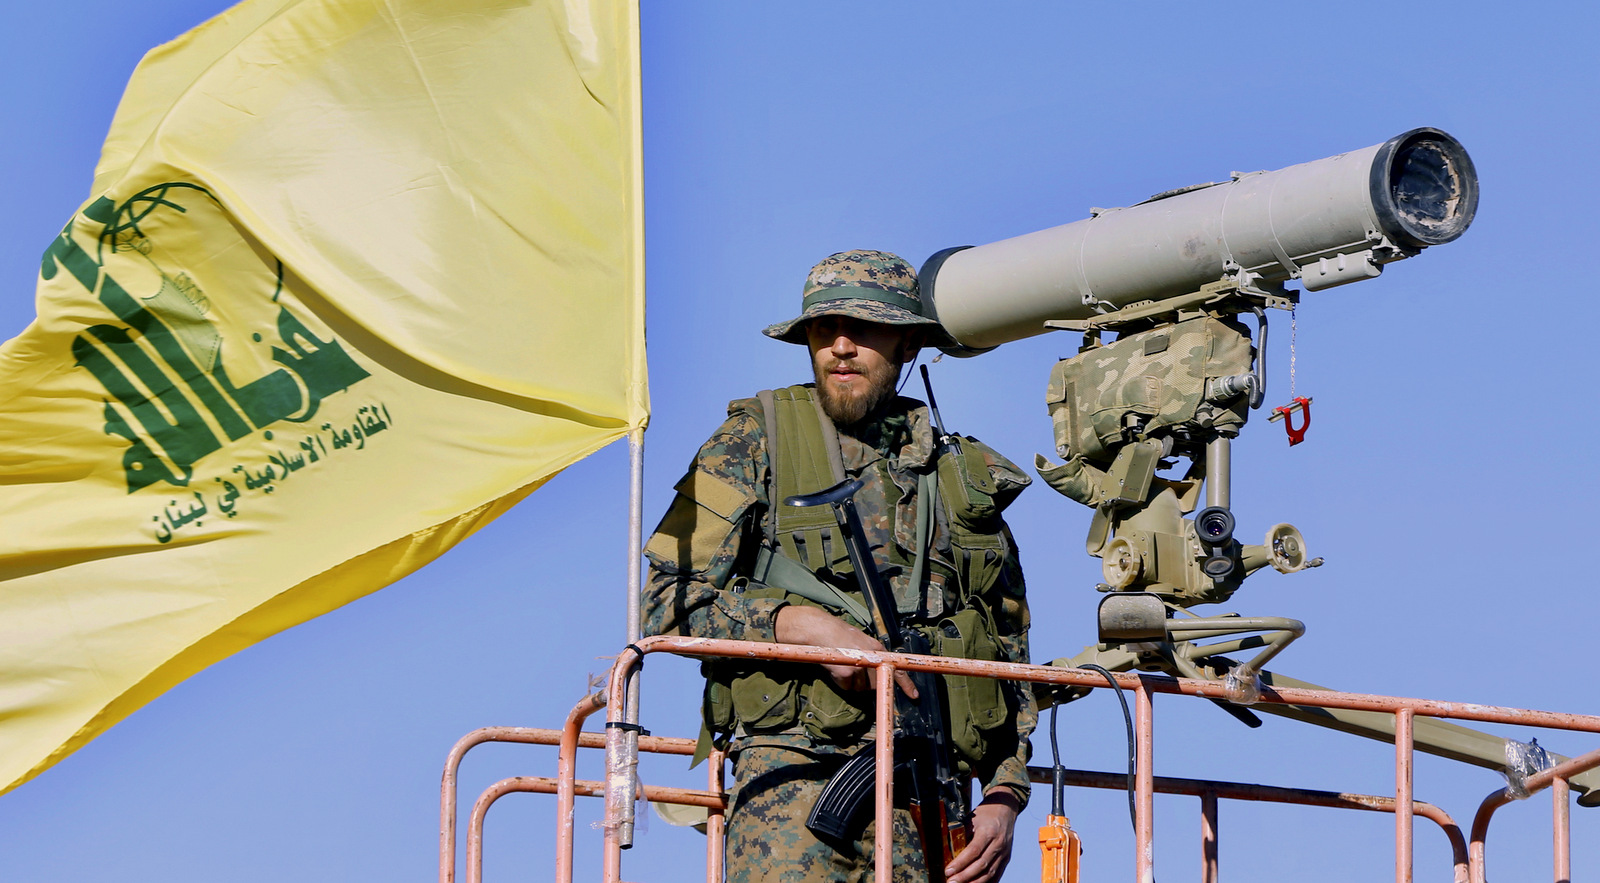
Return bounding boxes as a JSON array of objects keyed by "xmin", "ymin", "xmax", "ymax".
[{"xmin": 944, "ymin": 790, "xmax": 1021, "ymax": 883}]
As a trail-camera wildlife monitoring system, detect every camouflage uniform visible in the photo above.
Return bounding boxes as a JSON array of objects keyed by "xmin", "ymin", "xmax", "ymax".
[
  {"xmin": 644, "ymin": 249, "xmax": 1035, "ymax": 882},
  {"xmin": 724, "ymin": 744, "xmax": 927, "ymax": 883},
  {"xmin": 643, "ymin": 393, "xmax": 1036, "ymax": 882}
]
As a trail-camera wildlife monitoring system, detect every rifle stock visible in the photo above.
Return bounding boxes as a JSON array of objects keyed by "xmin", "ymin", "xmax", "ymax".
[{"xmin": 909, "ymin": 797, "xmax": 971, "ymax": 872}]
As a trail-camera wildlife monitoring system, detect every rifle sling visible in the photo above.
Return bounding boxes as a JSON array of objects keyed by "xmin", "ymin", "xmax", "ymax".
[{"xmin": 750, "ymin": 546, "xmax": 874, "ymax": 630}]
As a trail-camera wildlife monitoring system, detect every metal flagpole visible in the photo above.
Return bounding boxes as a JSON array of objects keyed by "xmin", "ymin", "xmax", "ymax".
[
  {"xmin": 617, "ymin": 428, "xmax": 646, "ymax": 848},
  {"xmin": 607, "ymin": 2, "xmax": 648, "ymax": 860}
]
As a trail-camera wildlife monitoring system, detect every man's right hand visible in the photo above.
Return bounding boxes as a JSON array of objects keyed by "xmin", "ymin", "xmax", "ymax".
[{"xmin": 773, "ymin": 605, "xmax": 918, "ymax": 698}]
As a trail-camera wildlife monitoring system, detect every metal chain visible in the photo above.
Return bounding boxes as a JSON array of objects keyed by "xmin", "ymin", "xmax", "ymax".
[{"xmin": 1289, "ymin": 307, "xmax": 1298, "ymax": 399}]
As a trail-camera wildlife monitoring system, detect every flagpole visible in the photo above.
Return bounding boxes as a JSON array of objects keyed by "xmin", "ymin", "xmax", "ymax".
[
  {"xmin": 608, "ymin": 0, "xmax": 648, "ymax": 858},
  {"xmin": 616, "ymin": 430, "xmax": 645, "ymax": 849},
  {"xmin": 626, "ymin": 428, "xmax": 644, "ymax": 649}
]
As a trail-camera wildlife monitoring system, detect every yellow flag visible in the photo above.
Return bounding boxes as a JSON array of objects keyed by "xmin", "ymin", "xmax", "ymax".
[{"xmin": 0, "ymin": 0, "xmax": 644, "ymax": 794}]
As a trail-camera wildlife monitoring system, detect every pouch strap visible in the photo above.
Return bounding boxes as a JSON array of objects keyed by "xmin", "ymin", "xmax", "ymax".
[{"xmin": 691, "ymin": 720, "xmax": 715, "ymax": 768}]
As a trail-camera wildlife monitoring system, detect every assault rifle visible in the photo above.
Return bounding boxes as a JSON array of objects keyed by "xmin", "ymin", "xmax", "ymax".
[{"xmin": 784, "ymin": 478, "xmax": 971, "ymax": 878}]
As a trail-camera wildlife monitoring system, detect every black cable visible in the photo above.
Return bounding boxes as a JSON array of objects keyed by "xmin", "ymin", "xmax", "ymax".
[
  {"xmin": 1080, "ymin": 663, "xmax": 1137, "ymax": 830},
  {"xmin": 896, "ymin": 348, "xmax": 921, "ymax": 394},
  {"xmin": 1049, "ymin": 700, "xmax": 1061, "ymax": 768},
  {"xmin": 1048, "ymin": 701, "xmax": 1065, "ymax": 817}
]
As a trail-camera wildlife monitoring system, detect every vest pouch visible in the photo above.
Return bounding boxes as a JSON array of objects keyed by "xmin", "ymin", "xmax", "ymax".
[
  {"xmin": 702, "ymin": 663, "xmax": 736, "ymax": 735},
  {"xmin": 799, "ymin": 676, "xmax": 872, "ymax": 742},
  {"xmin": 937, "ymin": 444, "xmax": 999, "ymax": 530},
  {"xmin": 728, "ymin": 667, "xmax": 801, "ymax": 732},
  {"xmin": 929, "ymin": 608, "xmax": 1009, "ymax": 764},
  {"xmin": 946, "ymin": 539, "xmax": 1006, "ymax": 609}
]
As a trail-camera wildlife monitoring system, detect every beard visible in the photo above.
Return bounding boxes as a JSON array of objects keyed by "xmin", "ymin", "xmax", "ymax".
[{"xmin": 814, "ymin": 352, "xmax": 902, "ymax": 427}]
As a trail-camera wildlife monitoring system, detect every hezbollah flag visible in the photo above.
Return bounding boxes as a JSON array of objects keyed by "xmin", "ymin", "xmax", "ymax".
[{"xmin": 0, "ymin": 0, "xmax": 644, "ymax": 793}]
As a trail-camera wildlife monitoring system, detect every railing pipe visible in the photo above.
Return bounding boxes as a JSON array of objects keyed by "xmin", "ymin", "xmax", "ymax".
[
  {"xmin": 601, "ymin": 654, "xmax": 636, "ymax": 883},
  {"xmin": 493, "ymin": 775, "xmax": 725, "ymax": 809},
  {"xmin": 615, "ymin": 636, "xmax": 1600, "ymax": 735},
  {"xmin": 1470, "ymin": 745, "xmax": 1600, "ymax": 883},
  {"xmin": 1024, "ymin": 764, "xmax": 1468, "ymax": 879},
  {"xmin": 1136, "ymin": 678, "xmax": 1155, "ymax": 883},
  {"xmin": 443, "ymin": 726, "xmax": 587, "ymax": 883},
  {"xmin": 1395, "ymin": 707, "xmax": 1414, "ymax": 883},
  {"xmin": 705, "ymin": 748, "xmax": 727, "ymax": 883},
  {"xmin": 557, "ymin": 692, "xmax": 608, "ymax": 883},
  {"xmin": 874, "ymin": 662, "xmax": 896, "ymax": 883},
  {"xmin": 596, "ymin": 636, "xmax": 1600, "ymax": 883},
  {"xmin": 1200, "ymin": 790, "xmax": 1218, "ymax": 883},
  {"xmin": 1554, "ymin": 777, "xmax": 1570, "ymax": 883},
  {"xmin": 460, "ymin": 719, "xmax": 1477, "ymax": 883},
  {"xmin": 441, "ymin": 723, "xmax": 693, "ymax": 883},
  {"xmin": 468, "ymin": 776, "xmax": 723, "ymax": 883}
]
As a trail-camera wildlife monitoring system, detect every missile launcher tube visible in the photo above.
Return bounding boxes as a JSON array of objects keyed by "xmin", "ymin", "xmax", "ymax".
[{"xmin": 924, "ymin": 127, "xmax": 1477, "ymax": 352}]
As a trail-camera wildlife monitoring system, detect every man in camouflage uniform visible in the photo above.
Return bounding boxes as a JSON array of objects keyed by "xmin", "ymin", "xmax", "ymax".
[{"xmin": 643, "ymin": 250, "xmax": 1036, "ymax": 883}]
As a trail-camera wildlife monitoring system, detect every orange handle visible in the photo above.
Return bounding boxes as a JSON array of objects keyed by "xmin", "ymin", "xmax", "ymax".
[{"xmin": 1038, "ymin": 815, "xmax": 1081, "ymax": 883}]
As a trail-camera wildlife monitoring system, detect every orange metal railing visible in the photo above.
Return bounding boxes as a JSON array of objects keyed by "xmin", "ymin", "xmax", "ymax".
[
  {"xmin": 438, "ymin": 693, "xmax": 728, "ymax": 883},
  {"xmin": 1469, "ymin": 745, "xmax": 1600, "ymax": 883},
  {"xmin": 439, "ymin": 636, "xmax": 1597, "ymax": 882},
  {"xmin": 1028, "ymin": 767, "xmax": 1472, "ymax": 882}
]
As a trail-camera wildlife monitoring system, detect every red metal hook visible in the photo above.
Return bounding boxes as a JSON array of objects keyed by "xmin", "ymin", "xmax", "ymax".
[{"xmin": 1272, "ymin": 397, "xmax": 1312, "ymax": 446}]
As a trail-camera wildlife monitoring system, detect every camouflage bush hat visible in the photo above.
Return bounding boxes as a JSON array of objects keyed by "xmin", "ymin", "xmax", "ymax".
[{"xmin": 762, "ymin": 249, "xmax": 956, "ymax": 347}]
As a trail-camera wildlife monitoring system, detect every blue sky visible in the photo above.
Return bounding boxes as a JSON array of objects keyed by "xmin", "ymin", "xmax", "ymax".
[{"xmin": 2, "ymin": 2, "xmax": 1597, "ymax": 881}]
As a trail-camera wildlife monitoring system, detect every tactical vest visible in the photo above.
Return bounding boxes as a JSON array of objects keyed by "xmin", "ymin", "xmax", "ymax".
[{"xmin": 700, "ymin": 385, "xmax": 1023, "ymax": 769}]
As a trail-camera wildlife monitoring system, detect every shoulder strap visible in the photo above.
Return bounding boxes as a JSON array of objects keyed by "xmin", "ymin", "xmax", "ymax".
[
  {"xmin": 771, "ymin": 386, "xmax": 843, "ymax": 495},
  {"xmin": 755, "ymin": 386, "xmax": 848, "ymax": 572},
  {"xmin": 810, "ymin": 393, "xmax": 846, "ymax": 485},
  {"xmin": 757, "ymin": 389, "xmax": 779, "ymax": 546}
]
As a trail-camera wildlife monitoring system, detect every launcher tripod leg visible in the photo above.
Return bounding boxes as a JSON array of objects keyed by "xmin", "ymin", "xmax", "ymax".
[
  {"xmin": 1236, "ymin": 667, "xmax": 1600, "ymax": 806},
  {"xmin": 1041, "ymin": 642, "xmax": 1600, "ymax": 806}
]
